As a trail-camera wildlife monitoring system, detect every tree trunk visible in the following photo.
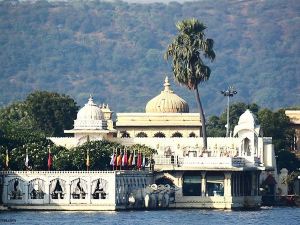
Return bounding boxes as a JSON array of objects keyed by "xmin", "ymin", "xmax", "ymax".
[{"xmin": 195, "ymin": 86, "xmax": 207, "ymax": 150}]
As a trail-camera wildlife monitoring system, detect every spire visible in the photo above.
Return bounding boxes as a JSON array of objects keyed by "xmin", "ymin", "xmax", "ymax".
[
  {"xmin": 163, "ymin": 76, "xmax": 173, "ymax": 93},
  {"xmin": 87, "ymin": 95, "xmax": 96, "ymax": 106},
  {"xmin": 88, "ymin": 94, "xmax": 93, "ymax": 102}
]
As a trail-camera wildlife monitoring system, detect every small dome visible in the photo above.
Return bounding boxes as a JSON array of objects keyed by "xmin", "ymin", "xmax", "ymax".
[
  {"xmin": 77, "ymin": 95, "xmax": 104, "ymax": 120},
  {"xmin": 238, "ymin": 109, "xmax": 258, "ymax": 126},
  {"xmin": 145, "ymin": 77, "xmax": 189, "ymax": 113}
]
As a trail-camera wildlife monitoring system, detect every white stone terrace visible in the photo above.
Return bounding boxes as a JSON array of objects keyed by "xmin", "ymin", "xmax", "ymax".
[{"xmin": 152, "ymin": 155, "xmax": 262, "ymax": 171}]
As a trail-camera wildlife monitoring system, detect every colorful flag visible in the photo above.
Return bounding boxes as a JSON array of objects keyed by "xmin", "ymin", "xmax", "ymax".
[
  {"xmin": 114, "ymin": 149, "xmax": 118, "ymax": 166},
  {"xmin": 137, "ymin": 151, "xmax": 142, "ymax": 169},
  {"xmin": 122, "ymin": 148, "xmax": 128, "ymax": 167},
  {"xmin": 117, "ymin": 151, "xmax": 122, "ymax": 167},
  {"xmin": 47, "ymin": 148, "xmax": 52, "ymax": 171},
  {"xmin": 86, "ymin": 149, "xmax": 90, "ymax": 171},
  {"xmin": 110, "ymin": 150, "xmax": 115, "ymax": 166},
  {"xmin": 128, "ymin": 152, "xmax": 133, "ymax": 166},
  {"xmin": 5, "ymin": 149, "xmax": 9, "ymax": 169},
  {"xmin": 142, "ymin": 153, "xmax": 146, "ymax": 168},
  {"xmin": 132, "ymin": 150, "xmax": 136, "ymax": 166},
  {"xmin": 25, "ymin": 149, "xmax": 29, "ymax": 169}
]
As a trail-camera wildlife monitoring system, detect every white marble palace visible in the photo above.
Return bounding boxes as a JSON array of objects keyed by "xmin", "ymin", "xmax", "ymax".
[{"xmin": 1, "ymin": 77, "xmax": 277, "ymax": 210}]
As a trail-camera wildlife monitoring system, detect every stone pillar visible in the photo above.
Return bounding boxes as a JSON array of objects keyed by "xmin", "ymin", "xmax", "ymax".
[
  {"xmin": 24, "ymin": 183, "xmax": 28, "ymax": 204},
  {"xmin": 233, "ymin": 173, "xmax": 236, "ymax": 197},
  {"xmin": 88, "ymin": 176, "xmax": 92, "ymax": 204},
  {"xmin": 201, "ymin": 172, "xmax": 206, "ymax": 197},
  {"xmin": 251, "ymin": 172, "xmax": 257, "ymax": 196},
  {"xmin": 44, "ymin": 179, "xmax": 50, "ymax": 204},
  {"xmin": 224, "ymin": 172, "xmax": 232, "ymax": 197},
  {"xmin": 65, "ymin": 180, "xmax": 71, "ymax": 204}
]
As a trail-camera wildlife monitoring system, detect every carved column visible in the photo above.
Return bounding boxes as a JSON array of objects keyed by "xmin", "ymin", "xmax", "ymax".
[
  {"xmin": 224, "ymin": 172, "xmax": 232, "ymax": 197},
  {"xmin": 251, "ymin": 172, "xmax": 257, "ymax": 196},
  {"xmin": 201, "ymin": 172, "xmax": 206, "ymax": 197}
]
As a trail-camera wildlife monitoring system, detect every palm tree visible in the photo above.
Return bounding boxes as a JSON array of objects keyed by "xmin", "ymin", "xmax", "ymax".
[{"xmin": 165, "ymin": 18, "xmax": 215, "ymax": 150}]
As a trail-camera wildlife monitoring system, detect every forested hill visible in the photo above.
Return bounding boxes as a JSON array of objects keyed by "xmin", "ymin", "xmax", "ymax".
[{"xmin": 0, "ymin": 0, "xmax": 299, "ymax": 115}]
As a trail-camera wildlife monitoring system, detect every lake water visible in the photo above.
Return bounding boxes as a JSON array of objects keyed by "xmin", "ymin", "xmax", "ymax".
[{"xmin": 1, "ymin": 207, "xmax": 300, "ymax": 225}]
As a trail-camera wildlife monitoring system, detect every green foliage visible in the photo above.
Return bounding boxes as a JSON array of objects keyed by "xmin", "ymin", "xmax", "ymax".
[
  {"xmin": 207, "ymin": 102, "xmax": 299, "ymax": 172},
  {"xmin": 0, "ymin": 139, "xmax": 157, "ymax": 171},
  {"xmin": 258, "ymin": 109, "xmax": 294, "ymax": 151},
  {"xmin": 25, "ymin": 91, "xmax": 78, "ymax": 136},
  {"xmin": 128, "ymin": 144, "xmax": 157, "ymax": 157},
  {"xmin": 165, "ymin": 18, "xmax": 215, "ymax": 89},
  {"xmin": 54, "ymin": 140, "xmax": 122, "ymax": 171},
  {"xmin": 206, "ymin": 115, "xmax": 226, "ymax": 137},
  {"xmin": 219, "ymin": 103, "xmax": 260, "ymax": 130},
  {"xmin": 0, "ymin": 140, "xmax": 60, "ymax": 171},
  {"xmin": 276, "ymin": 150, "xmax": 300, "ymax": 173},
  {"xmin": 0, "ymin": 0, "xmax": 298, "ymax": 115},
  {"xmin": 165, "ymin": 18, "xmax": 216, "ymax": 150},
  {"xmin": 286, "ymin": 170, "xmax": 300, "ymax": 193},
  {"xmin": 0, "ymin": 101, "xmax": 46, "ymax": 149},
  {"xmin": 207, "ymin": 102, "xmax": 259, "ymax": 137},
  {"xmin": 0, "ymin": 91, "xmax": 78, "ymax": 153}
]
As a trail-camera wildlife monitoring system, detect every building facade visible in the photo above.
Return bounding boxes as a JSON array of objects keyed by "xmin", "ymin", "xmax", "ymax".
[
  {"xmin": 285, "ymin": 110, "xmax": 300, "ymax": 151},
  {"xmin": 1, "ymin": 77, "xmax": 277, "ymax": 210}
]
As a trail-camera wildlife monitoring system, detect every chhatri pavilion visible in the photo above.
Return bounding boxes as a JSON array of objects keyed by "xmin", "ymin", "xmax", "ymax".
[{"xmin": 1, "ymin": 76, "xmax": 277, "ymax": 210}]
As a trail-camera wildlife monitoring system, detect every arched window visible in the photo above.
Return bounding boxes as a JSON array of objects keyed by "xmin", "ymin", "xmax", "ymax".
[
  {"xmin": 172, "ymin": 132, "xmax": 183, "ymax": 138},
  {"xmin": 71, "ymin": 178, "xmax": 87, "ymax": 199},
  {"xmin": 91, "ymin": 178, "xmax": 108, "ymax": 199},
  {"xmin": 121, "ymin": 131, "xmax": 130, "ymax": 138},
  {"xmin": 189, "ymin": 132, "xmax": 196, "ymax": 137},
  {"xmin": 243, "ymin": 137, "xmax": 251, "ymax": 156},
  {"xmin": 136, "ymin": 132, "xmax": 148, "ymax": 138},
  {"xmin": 154, "ymin": 132, "xmax": 166, "ymax": 138},
  {"xmin": 29, "ymin": 178, "xmax": 45, "ymax": 199},
  {"xmin": 50, "ymin": 178, "xmax": 66, "ymax": 199},
  {"xmin": 8, "ymin": 178, "xmax": 25, "ymax": 200}
]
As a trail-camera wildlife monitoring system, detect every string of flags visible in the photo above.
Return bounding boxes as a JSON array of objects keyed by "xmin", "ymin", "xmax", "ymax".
[
  {"xmin": 110, "ymin": 148, "xmax": 147, "ymax": 170},
  {"xmin": 3, "ymin": 147, "xmax": 148, "ymax": 171}
]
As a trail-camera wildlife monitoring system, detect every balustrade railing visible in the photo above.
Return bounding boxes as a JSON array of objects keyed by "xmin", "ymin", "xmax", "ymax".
[{"xmin": 153, "ymin": 155, "xmax": 247, "ymax": 168}]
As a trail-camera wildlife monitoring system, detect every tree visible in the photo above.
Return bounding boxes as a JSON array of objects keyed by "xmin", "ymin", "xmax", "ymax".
[
  {"xmin": 0, "ymin": 140, "xmax": 62, "ymax": 171},
  {"xmin": 206, "ymin": 115, "xmax": 225, "ymax": 137},
  {"xmin": 165, "ymin": 18, "xmax": 215, "ymax": 150},
  {"xmin": 207, "ymin": 102, "xmax": 260, "ymax": 137},
  {"xmin": 0, "ymin": 102, "xmax": 46, "ymax": 150},
  {"xmin": 276, "ymin": 150, "xmax": 300, "ymax": 172},
  {"xmin": 53, "ymin": 140, "xmax": 122, "ymax": 171},
  {"xmin": 25, "ymin": 91, "xmax": 78, "ymax": 136},
  {"xmin": 219, "ymin": 102, "xmax": 260, "ymax": 132},
  {"xmin": 258, "ymin": 108, "xmax": 294, "ymax": 151}
]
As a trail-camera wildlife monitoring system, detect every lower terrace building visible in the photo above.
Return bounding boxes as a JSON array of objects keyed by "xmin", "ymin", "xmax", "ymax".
[{"xmin": 1, "ymin": 77, "xmax": 276, "ymax": 210}]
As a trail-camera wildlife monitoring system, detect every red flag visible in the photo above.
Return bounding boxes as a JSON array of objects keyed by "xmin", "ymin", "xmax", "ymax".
[
  {"xmin": 137, "ymin": 151, "xmax": 142, "ymax": 169},
  {"xmin": 47, "ymin": 149, "xmax": 52, "ymax": 171}
]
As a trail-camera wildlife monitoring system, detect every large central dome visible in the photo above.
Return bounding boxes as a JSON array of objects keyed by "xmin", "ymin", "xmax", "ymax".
[{"xmin": 145, "ymin": 77, "xmax": 189, "ymax": 113}]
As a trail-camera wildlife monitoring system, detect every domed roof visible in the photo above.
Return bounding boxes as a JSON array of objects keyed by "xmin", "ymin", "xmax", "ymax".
[
  {"xmin": 77, "ymin": 95, "xmax": 104, "ymax": 120},
  {"xmin": 145, "ymin": 77, "xmax": 189, "ymax": 113},
  {"xmin": 233, "ymin": 109, "xmax": 261, "ymax": 137},
  {"xmin": 238, "ymin": 109, "xmax": 258, "ymax": 126}
]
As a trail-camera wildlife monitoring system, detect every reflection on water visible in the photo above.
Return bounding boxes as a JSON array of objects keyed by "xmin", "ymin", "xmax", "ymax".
[{"xmin": 1, "ymin": 207, "xmax": 300, "ymax": 225}]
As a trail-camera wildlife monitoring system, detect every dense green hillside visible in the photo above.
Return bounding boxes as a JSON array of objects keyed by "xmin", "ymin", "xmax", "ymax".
[{"xmin": 0, "ymin": 0, "xmax": 299, "ymax": 115}]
